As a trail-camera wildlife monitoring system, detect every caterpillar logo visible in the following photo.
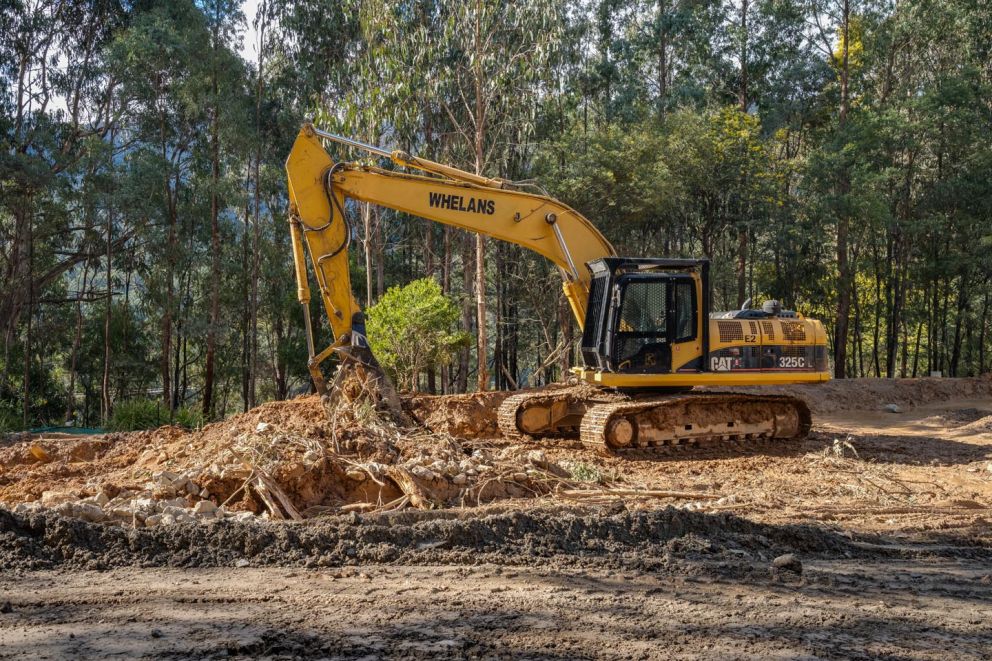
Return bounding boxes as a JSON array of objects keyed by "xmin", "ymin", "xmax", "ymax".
[
  {"xmin": 711, "ymin": 356, "xmax": 741, "ymax": 371},
  {"xmin": 428, "ymin": 191, "xmax": 495, "ymax": 215}
]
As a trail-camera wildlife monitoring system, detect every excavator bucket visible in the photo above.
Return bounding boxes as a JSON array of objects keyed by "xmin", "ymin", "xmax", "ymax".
[{"xmin": 322, "ymin": 344, "xmax": 410, "ymax": 426}]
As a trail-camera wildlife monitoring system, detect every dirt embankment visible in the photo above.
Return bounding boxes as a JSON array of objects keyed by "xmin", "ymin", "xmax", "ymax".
[{"xmin": 0, "ymin": 501, "xmax": 901, "ymax": 572}]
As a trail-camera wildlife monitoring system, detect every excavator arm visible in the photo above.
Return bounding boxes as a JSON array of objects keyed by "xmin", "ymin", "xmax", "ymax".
[{"xmin": 285, "ymin": 122, "xmax": 615, "ymax": 395}]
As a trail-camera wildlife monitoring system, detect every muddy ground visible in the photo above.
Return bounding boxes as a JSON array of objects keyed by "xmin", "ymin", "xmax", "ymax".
[{"xmin": 2, "ymin": 377, "xmax": 992, "ymax": 658}]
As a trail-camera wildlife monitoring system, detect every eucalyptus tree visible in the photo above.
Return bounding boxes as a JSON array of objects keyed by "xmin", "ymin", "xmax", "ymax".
[{"xmin": 350, "ymin": 0, "xmax": 566, "ymax": 392}]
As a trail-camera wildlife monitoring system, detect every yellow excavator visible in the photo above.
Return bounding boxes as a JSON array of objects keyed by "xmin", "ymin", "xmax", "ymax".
[{"xmin": 285, "ymin": 122, "xmax": 829, "ymax": 455}]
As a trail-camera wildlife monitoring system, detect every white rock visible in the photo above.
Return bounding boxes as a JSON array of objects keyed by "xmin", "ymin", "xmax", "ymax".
[
  {"xmin": 160, "ymin": 514, "xmax": 177, "ymax": 526},
  {"xmin": 527, "ymin": 450, "xmax": 548, "ymax": 466},
  {"xmin": 256, "ymin": 422, "xmax": 271, "ymax": 433},
  {"xmin": 162, "ymin": 506, "xmax": 188, "ymax": 518},
  {"xmin": 193, "ymin": 500, "xmax": 217, "ymax": 515},
  {"xmin": 53, "ymin": 502, "xmax": 76, "ymax": 516},
  {"xmin": 144, "ymin": 514, "xmax": 163, "ymax": 527},
  {"xmin": 411, "ymin": 465, "xmax": 436, "ymax": 481},
  {"xmin": 76, "ymin": 503, "xmax": 106, "ymax": 523},
  {"xmin": 40, "ymin": 491, "xmax": 76, "ymax": 507},
  {"xmin": 158, "ymin": 498, "xmax": 187, "ymax": 510},
  {"xmin": 233, "ymin": 511, "xmax": 255, "ymax": 522},
  {"xmin": 153, "ymin": 470, "xmax": 182, "ymax": 486},
  {"xmin": 883, "ymin": 403, "xmax": 902, "ymax": 413},
  {"xmin": 199, "ymin": 488, "xmax": 211, "ymax": 499}
]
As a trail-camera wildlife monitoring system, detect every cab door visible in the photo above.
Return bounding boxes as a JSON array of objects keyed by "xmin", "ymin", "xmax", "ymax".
[{"xmin": 608, "ymin": 274, "xmax": 697, "ymax": 374}]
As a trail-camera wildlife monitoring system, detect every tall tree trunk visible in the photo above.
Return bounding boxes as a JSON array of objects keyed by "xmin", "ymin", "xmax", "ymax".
[
  {"xmin": 833, "ymin": 0, "xmax": 852, "ymax": 379},
  {"xmin": 734, "ymin": 0, "xmax": 750, "ymax": 308},
  {"xmin": 950, "ymin": 271, "xmax": 969, "ymax": 377},
  {"xmin": 472, "ymin": 1, "xmax": 489, "ymax": 392},
  {"xmin": 241, "ymin": 170, "xmax": 252, "ymax": 412},
  {"xmin": 979, "ymin": 291, "xmax": 989, "ymax": 374},
  {"xmin": 475, "ymin": 235, "xmax": 487, "ymax": 390},
  {"xmin": 22, "ymin": 213, "xmax": 34, "ymax": 428},
  {"xmin": 65, "ymin": 263, "xmax": 90, "ymax": 423},
  {"xmin": 441, "ymin": 227, "xmax": 452, "ymax": 394},
  {"xmin": 102, "ymin": 128, "xmax": 115, "ymax": 421},
  {"xmin": 656, "ymin": 0, "xmax": 669, "ymax": 114},
  {"xmin": 458, "ymin": 234, "xmax": 473, "ymax": 393},
  {"xmin": 363, "ymin": 204, "xmax": 373, "ymax": 306},
  {"xmin": 203, "ymin": 12, "xmax": 222, "ymax": 418}
]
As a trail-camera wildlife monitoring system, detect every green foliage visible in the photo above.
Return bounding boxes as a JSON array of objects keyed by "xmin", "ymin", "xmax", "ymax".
[
  {"xmin": 564, "ymin": 461, "xmax": 603, "ymax": 484},
  {"xmin": 366, "ymin": 279, "xmax": 471, "ymax": 390},
  {"xmin": 109, "ymin": 400, "xmax": 204, "ymax": 432},
  {"xmin": 0, "ymin": 401, "xmax": 22, "ymax": 433}
]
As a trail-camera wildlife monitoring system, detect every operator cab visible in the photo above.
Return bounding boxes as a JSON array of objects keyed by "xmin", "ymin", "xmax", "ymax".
[{"xmin": 580, "ymin": 258, "xmax": 709, "ymax": 374}]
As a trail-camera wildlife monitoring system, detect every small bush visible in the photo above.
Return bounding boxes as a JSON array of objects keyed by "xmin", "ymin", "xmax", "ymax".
[
  {"xmin": 564, "ymin": 461, "xmax": 602, "ymax": 483},
  {"xmin": 0, "ymin": 402, "xmax": 21, "ymax": 433},
  {"xmin": 109, "ymin": 399, "xmax": 203, "ymax": 432},
  {"xmin": 174, "ymin": 405, "xmax": 204, "ymax": 430}
]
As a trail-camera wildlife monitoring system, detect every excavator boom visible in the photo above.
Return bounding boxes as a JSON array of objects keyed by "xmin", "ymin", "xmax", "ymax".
[{"xmin": 286, "ymin": 122, "xmax": 614, "ymax": 354}]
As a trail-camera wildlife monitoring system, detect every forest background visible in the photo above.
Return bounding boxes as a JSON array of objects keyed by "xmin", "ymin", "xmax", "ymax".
[{"xmin": 2, "ymin": 0, "xmax": 990, "ymax": 429}]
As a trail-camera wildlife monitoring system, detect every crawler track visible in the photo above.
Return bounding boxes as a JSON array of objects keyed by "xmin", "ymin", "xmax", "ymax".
[
  {"xmin": 498, "ymin": 387, "xmax": 811, "ymax": 458},
  {"xmin": 497, "ymin": 386, "xmax": 619, "ymax": 441},
  {"xmin": 580, "ymin": 394, "xmax": 812, "ymax": 455}
]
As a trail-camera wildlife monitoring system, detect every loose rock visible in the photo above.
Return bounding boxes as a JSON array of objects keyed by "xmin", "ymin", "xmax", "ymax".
[{"xmin": 772, "ymin": 553, "xmax": 803, "ymax": 574}]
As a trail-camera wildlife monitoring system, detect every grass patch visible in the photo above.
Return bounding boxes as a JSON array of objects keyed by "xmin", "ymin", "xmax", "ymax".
[{"xmin": 109, "ymin": 399, "xmax": 204, "ymax": 432}]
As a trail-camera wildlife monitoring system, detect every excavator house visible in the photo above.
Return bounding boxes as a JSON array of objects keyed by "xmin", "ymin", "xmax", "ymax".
[{"xmin": 286, "ymin": 123, "xmax": 830, "ymax": 456}]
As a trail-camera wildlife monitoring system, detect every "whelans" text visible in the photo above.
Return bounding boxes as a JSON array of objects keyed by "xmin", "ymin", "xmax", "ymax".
[{"xmin": 428, "ymin": 191, "xmax": 495, "ymax": 215}]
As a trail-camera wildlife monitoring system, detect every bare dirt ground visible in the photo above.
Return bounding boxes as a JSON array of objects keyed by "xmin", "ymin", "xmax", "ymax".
[
  {"xmin": 2, "ymin": 377, "xmax": 992, "ymax": 659},
  {"xmin": 3, "ymin": 558, "xmax": 991, "ymax": 659}
]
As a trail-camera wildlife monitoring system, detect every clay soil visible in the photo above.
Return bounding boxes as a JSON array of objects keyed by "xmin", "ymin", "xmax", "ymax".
[{"xmin": 2, "ymin": 377, "xmax": 992, "ymax": 659}]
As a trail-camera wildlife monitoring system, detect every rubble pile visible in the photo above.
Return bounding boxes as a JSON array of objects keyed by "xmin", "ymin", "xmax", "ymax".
[
  {"xmin": 0, "ymin": 391, "xmax": 585, "ymax": 528},
  {"xmin": 9, "ymin": 469, "xmax": 254, "ymax": 527}
]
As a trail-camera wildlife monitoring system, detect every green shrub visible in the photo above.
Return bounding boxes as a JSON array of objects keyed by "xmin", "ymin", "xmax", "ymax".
[
  {"xmin": 366, "ymin": 278, "xmax": 471, "ymax": 390},
  {"xmin": 173, "ymin": 405, "xmax": 204, "ymax": 430},
  {"xmin": 0, "ymin": 401, "xmax": 21, "ymax": 433},
  {"xmin": 109, "ymin": 399, "xmax": 203, "ymax": 432}
]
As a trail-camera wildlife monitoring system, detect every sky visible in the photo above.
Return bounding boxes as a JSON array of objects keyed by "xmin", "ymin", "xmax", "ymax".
[{"xmin": 239, "ymin": 0, "xmax": 262, "ymax": 64}]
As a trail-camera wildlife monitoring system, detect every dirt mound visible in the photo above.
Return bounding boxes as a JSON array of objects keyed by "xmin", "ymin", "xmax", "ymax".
[
  {"xmin": 404, "ymin": 390, "xmax": 511, "ymax": 437},
  {"xmin": 0, "ymin": 504, "xmax": 868, "ymax": 572},
  {"xmin": 0, "ymin": 389, "xmax": 590, "ymax": 527}
]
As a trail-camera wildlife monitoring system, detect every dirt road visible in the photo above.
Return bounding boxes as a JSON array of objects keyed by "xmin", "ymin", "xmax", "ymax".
[
  {"xmin": 2, "ymin": 556, "xmax": 991, "ymax": 659},
  {"xmin": 2, "ymin": 377, "xmax": 992, "ymax": 658}
]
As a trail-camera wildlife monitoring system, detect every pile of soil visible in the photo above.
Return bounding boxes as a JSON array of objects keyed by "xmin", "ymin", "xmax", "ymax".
[
  {"xmin": 0, "ymin": 390, "xmax": 580, "ymax": 526},
  {"xmin": 0, "ymin": 503, "xmax": 875, "ymax": 572}
]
